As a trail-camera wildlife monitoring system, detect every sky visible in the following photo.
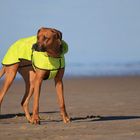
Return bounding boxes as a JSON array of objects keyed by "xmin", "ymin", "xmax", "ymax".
[{"xmin": 0, "ymin": 0, "xmax": 140, "ymax": 76}]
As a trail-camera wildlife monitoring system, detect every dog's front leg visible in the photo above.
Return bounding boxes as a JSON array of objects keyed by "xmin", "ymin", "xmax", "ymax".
[
  {"xmin": 55, "ymin": 80, "xmax": 70, "ymax": 123},
  {"xmin": 31, "ymin": 69, "xmax": 46, "ymax": 124},
  {"xmin": 55, "ymin": 69, "xmax": 70, "ymax": 123},
  {"xmin": 31, "ymin": 78, "xmax": 42, "ymax": 124}
]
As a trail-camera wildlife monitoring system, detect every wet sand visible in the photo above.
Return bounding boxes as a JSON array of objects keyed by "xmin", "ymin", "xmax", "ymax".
[{"xmin": 0, "ymin": 76, "xmax": 140, "ymax": 140}]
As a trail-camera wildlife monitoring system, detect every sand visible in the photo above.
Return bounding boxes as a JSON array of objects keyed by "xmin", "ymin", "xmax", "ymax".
[{"xmin": 0, "ymin": 76, "xmax": 140, "ymax": 140}]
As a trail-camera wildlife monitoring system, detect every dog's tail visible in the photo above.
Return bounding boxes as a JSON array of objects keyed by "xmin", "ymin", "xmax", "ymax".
[{"xmin": 0, "ymin": 66, "xmax": 5, "ymax": 79}]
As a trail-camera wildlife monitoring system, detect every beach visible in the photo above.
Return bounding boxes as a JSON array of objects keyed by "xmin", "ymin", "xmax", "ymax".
[{"xmin": 0, "ymin": 76, "xmax": 140, "ymax": 140}]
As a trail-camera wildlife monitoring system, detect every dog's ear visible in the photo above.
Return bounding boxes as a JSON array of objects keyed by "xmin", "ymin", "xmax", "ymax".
[{"xmin": 50, "ymin": 28, "xmax": 62, "ymax": 40}]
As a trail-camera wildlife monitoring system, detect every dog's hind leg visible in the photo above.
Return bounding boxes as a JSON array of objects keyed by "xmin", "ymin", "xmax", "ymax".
[
  {"xmin": 18, "ymin": 66, "xmax": 35, "ymax": 122},
  {"xmin": 0, "ymin": 64, "xmax": 19, "ymax": 111}
]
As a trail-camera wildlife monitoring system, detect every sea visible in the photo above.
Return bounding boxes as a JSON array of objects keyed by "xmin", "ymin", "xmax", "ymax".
[{"xmin": 65, "ymin": 61, "xmax": 140, "ymax": 77}]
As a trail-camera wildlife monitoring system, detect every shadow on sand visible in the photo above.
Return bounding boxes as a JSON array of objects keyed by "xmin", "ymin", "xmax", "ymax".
[
  {"xmin": 0, "ymin": 111, "xmax": 59, "ymax": 120},
  {"xmin": 71, "ymin": 115, "xmax": 140, "ymax": 122},
  {"xmin": 1, "ymin": 112, "xmax": 140, "ymax": 123},
  {"xmin": 0, "ymin": 113, "xmax": 25, "ymax": 119},
  {"xmin": 40, "ymin": 114, "xmax": 140, "ymax": 123}
]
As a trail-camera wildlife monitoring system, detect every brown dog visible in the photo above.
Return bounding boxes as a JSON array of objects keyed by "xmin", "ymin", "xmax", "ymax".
[{"xmin": 0, "ymin": 27, "xmax": 70, "ymax": 124}]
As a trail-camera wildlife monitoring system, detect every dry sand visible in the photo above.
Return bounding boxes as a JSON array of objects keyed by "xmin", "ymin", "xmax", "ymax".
[{"xmin": 0, "ymin": 76, "xmax": 140, "ymax": 140}]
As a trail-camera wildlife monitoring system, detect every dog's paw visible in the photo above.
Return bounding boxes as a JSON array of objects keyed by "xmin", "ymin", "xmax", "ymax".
[
  {"xmin": 32, "ymin": 119, "xmax": 40, "ymax": 125},
  {"xmin": 63, "ymin": 117, "xmax": 70, "ymax": 123},
  {"xmin": 31, "ymin": 115, "xmax": 40, "ymax": 125},
  {"xmin": 31, "ymin": 118, "xmax": 40, "ymax": 125},
  {"xmin": 62, "ymin": 115, "xmax": 71, "ymax": 123},
  {"xmin": 25, "ymin": 115, "xmax": 32, "ymax": 123}
]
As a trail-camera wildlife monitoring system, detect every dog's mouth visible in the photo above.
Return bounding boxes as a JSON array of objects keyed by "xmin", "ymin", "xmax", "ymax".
[{"xmin": 32, "ymin": 43, "xmax": 46, "ymax": 52}]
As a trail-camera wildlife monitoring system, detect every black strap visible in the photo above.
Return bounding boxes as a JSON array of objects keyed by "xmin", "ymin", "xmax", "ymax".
[{"xmin": 19, "ymin": 64, "xmax": 32, "ymax": 68}]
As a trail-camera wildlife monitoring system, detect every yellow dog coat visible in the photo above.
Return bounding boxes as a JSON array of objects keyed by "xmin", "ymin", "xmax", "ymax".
[{"xmin": 2, "ymin": 36, "xmax": 68, "ymax": 79}]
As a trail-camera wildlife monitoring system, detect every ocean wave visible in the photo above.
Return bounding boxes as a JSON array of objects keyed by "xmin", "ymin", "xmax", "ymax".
[{"xmin": 65, "ymin": 62, "xmax": 140, "ymax": 77}]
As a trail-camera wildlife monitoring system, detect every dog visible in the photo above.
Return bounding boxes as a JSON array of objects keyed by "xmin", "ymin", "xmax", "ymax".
[{"xmin": 0, "ymin": 27, "xmax": 70, "ymax": 124}]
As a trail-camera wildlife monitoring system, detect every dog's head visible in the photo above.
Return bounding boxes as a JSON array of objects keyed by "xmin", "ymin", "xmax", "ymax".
[{"xmin": 36, "ymin": 27, "xmax": 63, "ymax": 57}]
